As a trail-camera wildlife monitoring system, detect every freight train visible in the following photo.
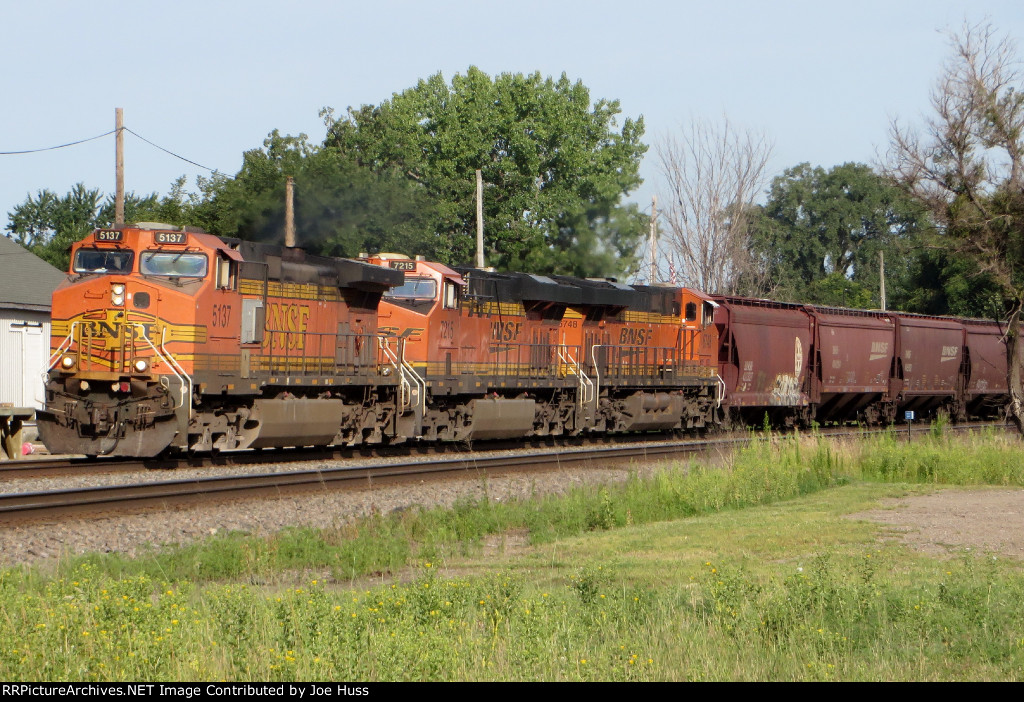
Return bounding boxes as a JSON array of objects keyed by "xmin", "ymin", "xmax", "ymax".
[{"xmin": 36, "ymin": 223, "xmax": 1010, "ymax": 458}]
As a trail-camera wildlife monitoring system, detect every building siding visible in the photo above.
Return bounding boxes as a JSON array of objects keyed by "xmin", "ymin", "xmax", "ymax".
[{"xmin": 1, "ymin": 310, "xmax": 51, "ymax": 408}]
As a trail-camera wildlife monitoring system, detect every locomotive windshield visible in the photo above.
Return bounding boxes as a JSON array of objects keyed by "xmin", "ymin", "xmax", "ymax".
[
  {"xmin": 140, "ymin": 252, "xmax": 208, "ymax": 278},
  {"xmin": 384, "ymin": 276, "xmax": 437, "ymax": 301},
  {"xmin": 73, "ymin": 248, "xmax": 134, "ymax": 274}
]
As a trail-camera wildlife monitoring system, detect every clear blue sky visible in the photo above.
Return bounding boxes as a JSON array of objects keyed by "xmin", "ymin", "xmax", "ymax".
[{"xmin": 2, "ymin": 0, "xmax": 1023, "ymax": 233}]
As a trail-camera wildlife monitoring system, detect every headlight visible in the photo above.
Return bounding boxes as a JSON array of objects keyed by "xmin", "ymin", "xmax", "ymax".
[
  {"xmin": 133, "ymin": 358, "xmax": 149, "ymax": 373},
  {"xmin": 112, "ymin": 294, "xmax": 125, "ymax": 306},
  {"xmin": 60, "ymin": 354, "xmax": 76, "ymax": 370},
  {"xmin": 112, "ymin": 284, "xmax": 125, "ymax": 295}
]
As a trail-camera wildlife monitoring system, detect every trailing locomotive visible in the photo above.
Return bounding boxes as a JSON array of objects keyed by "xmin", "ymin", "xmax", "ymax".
[
  {"xmin": 366, "ymin": 254, "xmax": 720, "ymax": 443},
  {"xmin": 37, "ymin": 223, "xmax": 1012, "ymax": 458}
]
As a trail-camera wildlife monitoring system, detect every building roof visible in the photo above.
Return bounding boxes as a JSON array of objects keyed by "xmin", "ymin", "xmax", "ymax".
[{"xmin": 0, "ymin": 235, "xmax": 65, "ymax": 312}]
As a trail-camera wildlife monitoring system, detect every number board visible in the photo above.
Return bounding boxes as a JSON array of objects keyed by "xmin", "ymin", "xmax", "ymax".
[
  {"xmin": 154, "ymin": 231, "xmax": 187, "ymax": 245},
  {"xmin": 95, "ymin": 230, "xmax": 123, "ymax": 242},
  {"xmin": 388, "ymin": 260, "xmax": 416, "ymax": 271}
]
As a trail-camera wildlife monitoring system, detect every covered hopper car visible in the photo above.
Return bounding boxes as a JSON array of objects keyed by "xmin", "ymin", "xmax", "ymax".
[{"xmin": 713, "ymin": 295, "xmax": 1010, "ymax": 428}]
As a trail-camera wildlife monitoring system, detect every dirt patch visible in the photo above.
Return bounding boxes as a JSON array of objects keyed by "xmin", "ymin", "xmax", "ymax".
[{"xmin": 850, "ymin": 489, "xmax": 1024, "ymax": 559}]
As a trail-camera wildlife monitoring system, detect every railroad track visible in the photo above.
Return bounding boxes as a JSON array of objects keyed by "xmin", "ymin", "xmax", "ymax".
[
  {"xmin": 0, "ymin": 421, "xmax": 1006, "ymax": 526},
  {"xmin": 0, "ymin": 431, "xmax": 739, "ymax": 481},
  {"xmin": 0, "ymin": 439, "xmax": 727, "ymax": 526}
]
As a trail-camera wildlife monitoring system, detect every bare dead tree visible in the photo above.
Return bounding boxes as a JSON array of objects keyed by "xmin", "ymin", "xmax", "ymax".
[
  {"xmin": 886, "ymin": 21, "xmax": 1024, "ymax": 435},
  {"xmin": 656, "ymin": 117, "xmax": 773, "ymax": 294}
]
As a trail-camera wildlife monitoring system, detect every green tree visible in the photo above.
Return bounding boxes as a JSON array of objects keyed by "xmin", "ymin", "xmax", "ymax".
[
  {"xmin": 4, "ymin": 184, "xmax": 172, "ymax": 270},
  {"xmin": 887, "ymin": 22, "xmax": 1024, "ymax": 434},
  {"xmin": 324, "ymin": 67, "xmax": 647, "ymax": 277},
  {"xmin": 896, "ymin": 247, "xmax": 1005, "ymax": 317},
  {"xmin": 197, "ymin": 130, "xmax": 438, "ymax": 258},
  {"xmin": 750, "ymin": 162, "xmax": 929, "ymax": 307}
]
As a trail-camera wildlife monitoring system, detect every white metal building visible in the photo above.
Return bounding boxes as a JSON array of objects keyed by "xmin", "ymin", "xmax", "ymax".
[{"xmin": 0, "ymin": 235, "xmax": 66, "ymax": 409}]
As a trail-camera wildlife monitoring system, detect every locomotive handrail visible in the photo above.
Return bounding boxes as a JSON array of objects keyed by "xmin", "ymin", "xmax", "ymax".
[
  {"xmin": 378, "ymin": 337, "xmax": 410, "ymax": 410},
  {"xmin": 591, "ymin": 344, "xmax": 681, "ymax": 379},
  {"xmin": 715, "ymin": 374, "xmax": 726, "ymax": 408},
  {"xmin": 485, "ymin": 341, "xmax": 579, "ymax": 379},
  {"xmin": 158, "ymin": 326, "xmax": 192, "ymax": 416},
  {"xmin": 263, "ymin": 329, "xmax": 377, "ymax": 376},
  {"xmin": 399, "ymin": 338, "xmax": 427, "ymax": 420},
  {"xmin": 590, "ymin": 344, "xmax": 604, "ymax": 408},
  {"xmin": 40, "ymin": 321, "xmax": 79, "ymax": 404},
  {"xmin": 378, "ymin": 336, "xmax": 425, "ymax": 419},
  {"xmin": 44, "ymin": 321, "xmax": 78, "ymax": 373},
  {"xmin": 133, "ymin": 324, "xmax": 192, "ymax": 417},
  {"xmin": 557, "ymin": 345, "xmax": 594, "ymax": 414}
]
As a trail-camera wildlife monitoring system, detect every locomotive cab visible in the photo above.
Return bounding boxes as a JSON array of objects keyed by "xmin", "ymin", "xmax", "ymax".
[
  {"xmin": 40, "ymin": 223, "xmax": 237, "ymax": 456},
  {"xmin": 368, "ymin": 254, "xmax": 465, "ymax": 377}
]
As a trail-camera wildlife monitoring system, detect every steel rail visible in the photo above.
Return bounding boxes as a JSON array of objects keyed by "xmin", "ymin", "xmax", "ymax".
[{"xmin": 0, "ymin": 422, "xmax": 1008, "ymax": 523}]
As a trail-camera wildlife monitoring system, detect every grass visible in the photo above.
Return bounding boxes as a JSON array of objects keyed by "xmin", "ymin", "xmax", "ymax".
[{"xmin": 1, "ymin": 426, "xmax": 1023, "ymax": 680}]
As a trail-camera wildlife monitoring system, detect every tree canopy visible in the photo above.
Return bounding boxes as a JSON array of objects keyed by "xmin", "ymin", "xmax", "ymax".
[
  {"xmin": 6, "ymin": 69, "xmax": 647, "ymax": 278},
  {"xmin": 749, "ymin": 162, "xmax": 929, "ymax": 307},
  {"xmin": 196, "ymin": 131, "xmax": 437, "ymax": 258},
  {"xmin": 324, "ymin": 67, "xmax": 648, "ymax": 277},
  {"xmin": 4, "ymin": 183, "xmax": 182, "ymax": 270},
  {"xmin": 656, "ymin": 118, "xmax": 773, "ymax": 294}
]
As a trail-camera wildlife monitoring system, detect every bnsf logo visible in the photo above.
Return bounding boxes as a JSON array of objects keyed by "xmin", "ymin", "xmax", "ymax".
[
  {"xmin": 81, "ymin": 320, "xmax": 159, "ymax": 340},
  {"xmin": 264, "ymin": 303, "xmax": 310, "ymax": 350},
  {"xmin": 941, "ymin": 345, "xmax": 959, "ymax": 359},
  {"xmin": 871, "ymin": 341, "xmax": 889, "ymax": 354},
  {"xmin": 491, "ymin": 321, "xmax": 523, "ymax": 342},
  {"xmin": 619, "ymin": 328, "xmax": 653, "ymax": 345}
]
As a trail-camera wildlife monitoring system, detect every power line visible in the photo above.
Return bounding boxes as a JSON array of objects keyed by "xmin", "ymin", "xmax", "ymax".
[
  {"xmin": 0, "ymin": 130, "xmax": 116, "ymax": 155},
  {"xmin": 124, "ymin": 128, "xmax": 229, "ymax": 176},
  {"xmin": 0, "ymin": 125, "xmax": 233, "ymax": 179}
]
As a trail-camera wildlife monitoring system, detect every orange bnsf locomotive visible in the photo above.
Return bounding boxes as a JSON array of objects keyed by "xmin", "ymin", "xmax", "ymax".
[
  {"xmin": 37, "ymin": 224, "xmax": 723, "ymax": 457},
  {"xmin": 365, "ymin": 255, "xmax": 721, "ymax": 443},
  {"xmin": 38, "ymin": 224, "xmax": 403, "ymax": 457}
]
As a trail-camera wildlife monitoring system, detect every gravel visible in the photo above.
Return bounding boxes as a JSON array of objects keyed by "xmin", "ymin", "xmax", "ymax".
[{"xmin": 0, "ymin": 447, "xmax": 649, "ymax": 570}]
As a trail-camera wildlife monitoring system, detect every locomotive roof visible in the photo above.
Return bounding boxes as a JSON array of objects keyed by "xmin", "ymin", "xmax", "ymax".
[
  {"xmin": 454, "ymin": 267, "xmax": 583, "ymax": 305},
  {"xmin": 549, "ymin": 275, "xmax": 635, "ymax": 308},
  {"xmin": 221, "ymin": 238, "xmax": 403, "ymax": 291}
]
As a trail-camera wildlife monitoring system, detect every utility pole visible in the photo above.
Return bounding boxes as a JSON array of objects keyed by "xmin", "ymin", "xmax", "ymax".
[
  {"xmin": 115, "ymin": 108, "xmax": 124, "ymax": 226},
  {"xmin": 285, "ymin": 176, "xmax": 296, "ymax": 247},
  {"xmin": 649, "ymin": 196, "xmax": 658, "ymax": 284},
  {"xmin": 476, "ymin": 169, "xmax": 485, "ymax": 268},
  {"xmin": 879, "ymin": 251, "xmax": 887, "ymax": 311}
]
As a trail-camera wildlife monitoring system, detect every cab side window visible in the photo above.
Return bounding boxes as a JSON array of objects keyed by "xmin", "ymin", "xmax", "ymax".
[{"xmin": 685, "ymin": 302, "xmax": 698, "ymax": 322}]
